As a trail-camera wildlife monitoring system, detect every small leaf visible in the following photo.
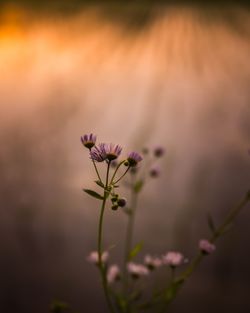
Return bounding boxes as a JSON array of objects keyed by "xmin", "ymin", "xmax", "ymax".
[
  {"xmin": 133, "ymin": 180, "xmax": 144, "ymax": 193},
  {"xmin": 207, "ymin": 212, "xmax": 216, "ymax": 233},
  {"xmin": 83, "ymin": 189, "xmax": 104, "ymax": 200},
  {"xmin": 128, "ymin": 242, "xmax": 143, "ymax": 261},
  {"xmin": 95, "ymin": 180, "xmax": 104, "ymax": 188}
]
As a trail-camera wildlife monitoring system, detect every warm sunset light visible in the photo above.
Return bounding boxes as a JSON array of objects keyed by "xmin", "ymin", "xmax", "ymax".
[{"xmin": 0, "ymin": 2, "xmax": 249, "ymax": 313}]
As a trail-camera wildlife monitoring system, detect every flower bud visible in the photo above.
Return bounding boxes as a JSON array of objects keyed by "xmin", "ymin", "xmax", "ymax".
[
  {"xmin": 111, "ymin": 204, "xmax": 119, "ymax": 211},
  {"xmin": 117, "ymin": 198, "xmax": 127, "ymax": 207}
]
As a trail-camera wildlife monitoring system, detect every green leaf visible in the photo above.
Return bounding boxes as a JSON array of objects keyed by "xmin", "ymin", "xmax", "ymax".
[
  {"xmin": 133, "ymin": 180, "xmax": 144, "ymax": 193},
  {"xmin": 95, "ymin": 180, "xmax": 104, "ymax": 188},
  {"xmin": 128, "ymin": 242, "xmax": 143, "ymax": 261},
  {"xmin": 207, "ymin": 212, "xmax": 216, "ymax": 233},
  {"xmin": 83, "ymin": 189, "xmax": 104, "ymax": 200}
]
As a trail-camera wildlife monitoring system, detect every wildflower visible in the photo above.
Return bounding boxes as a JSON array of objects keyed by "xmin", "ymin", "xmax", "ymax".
[
  {"xmin": 81, "ymin": 133, "xmax": 96, "ymax": 149},
  {"xmin": 104, "ymin": 143, "xmax": 122, "ymax": 161},
  {"xmin": 107, "ymin": 265, "xmax": 120, "ymax": 283},
  {"xmin": 199, "ymin": 239, "xmax": 216, "ymax": 255},
  {"xmin": 127, "ymin": 152, "xmax": 143, "ymax": 167},
  {"xmin": 90, "ymin": 143, "xmax": 107, "ymax": 162},
  {"xmin": 87, "ymin": 251, "xmax": 109, "ymax": 265},
  {"xmin": 144, "ymin": 255, "xmax": 162, "ymax": 270},
  {"xmin": 154, "ymin": 146, "xmax": 165, "ymax": 158},
  {"xmin": 162, "ymin": 252, "xmax": 185, "ymax": 268},
  {"xmin": 149, "ymin": 165, "xmax": 160, "ymax": 178},
  {"xmin": 127, "ymin": 262, "xmax": 149, "ymax": 279}
]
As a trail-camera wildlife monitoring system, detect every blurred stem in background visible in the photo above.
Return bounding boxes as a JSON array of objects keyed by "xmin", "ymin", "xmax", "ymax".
[{"xmin": 156, "ymin": 190, "xmax": 250, "ymax": 313}]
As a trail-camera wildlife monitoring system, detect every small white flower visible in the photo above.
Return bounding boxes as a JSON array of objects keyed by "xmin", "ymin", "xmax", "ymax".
[
  {"xmin": 107, "ymin": 265, "xmax": 120, "ymax": 284},
  {"xmin": 87, "ymin": 251, "xmax": 109, "ymax": 264}
]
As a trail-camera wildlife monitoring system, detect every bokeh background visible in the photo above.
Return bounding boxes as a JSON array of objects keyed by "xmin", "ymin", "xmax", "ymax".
[{"xmin": 0, "ymin": 1, "xmax": 250, "ymax": 312}]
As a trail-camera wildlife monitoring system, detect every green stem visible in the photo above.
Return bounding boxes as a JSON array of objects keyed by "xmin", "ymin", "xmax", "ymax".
[
  {"xmin": 110, "ymin": 160, "xmax": 125, "ymax": 185},
  {"xmin": 97, "ymin": 161, "xmax": 116, "ymax": 313},
  {"xmin": 158, "ymin": 192, "xmax": 250, "ymax": 313},
  {"xmin": 114, "ymin": 166, "xmax": 131, "ymax": 185},
  {"xmin": 91, "ymin": 158, "xmax": 103, "ymax": 184},
  {"xmin": 122, "ymin": 174, "xmax": 138, "ymax": 300}
]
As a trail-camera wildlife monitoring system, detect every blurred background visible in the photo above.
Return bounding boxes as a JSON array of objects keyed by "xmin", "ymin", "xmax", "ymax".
[{"xmin": 0, "ymin": 1, "xmax": 250, "ymax": 312}]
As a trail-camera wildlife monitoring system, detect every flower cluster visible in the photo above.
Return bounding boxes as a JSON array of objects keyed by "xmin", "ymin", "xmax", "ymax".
[
  {"xmin": 81, "ymin": 133, "xmax": 143, "ymax": 167},
  {"xmin": 80, "ymin": 133, "xmax": 246, "ymax": 313}
]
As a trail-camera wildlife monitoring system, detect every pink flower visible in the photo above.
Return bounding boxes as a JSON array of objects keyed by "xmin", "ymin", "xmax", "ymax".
[
  {"xmin": 144, "ymin": 255, "xmax": 162, "ymax": 270},
  {"xmin": 199, "ymin": 239, "xmax": 216, "ymax": 255},
  {"xmin": 162, "ymin": 252, "xmax": 185, "ymax": 267},
  {"xmin": 127, "ymin": 262, "xmax": 149, "ymax": 279},
  {"xmin": 107, "ymin": 265, "xmax": 120, "ymax": 283},
  {"xmin": 87, "ymin": 251, "xmax": 109, "ymax": 264},
  {"xmin": 149, "ymin": 165, "xmax": 161, "ymax": 178}
]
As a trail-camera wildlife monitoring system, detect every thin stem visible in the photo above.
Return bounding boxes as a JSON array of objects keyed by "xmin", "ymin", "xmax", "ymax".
[
  {"xmin": 180, "ymin": 192, "xmax": 250, "ymax": 282},
  {"xmin": 157, "ymin": 192, "xmax": 250, "ymax": 313},
  {"xmin": 122, "ymin": 174, "xmax": 138, "ymax": 298},
  {"xmin": 110, "ymin": 160, "xmax": 125, "ymax": 185},
  {"xmin": 90, "ymin": 154, "xmax": 103, "ymax": 184},
  {"xmin": 97, "ymin": 161, "xmax": 116, "ymax": 313},
  {"xmin": 113, "ymin": 166, "xmax": 131, "ymax": 185}
]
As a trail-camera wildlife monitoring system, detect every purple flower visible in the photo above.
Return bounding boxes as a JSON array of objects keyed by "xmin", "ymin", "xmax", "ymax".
[
  {"xmin": 90, "ymin": 143, "xmax": 107, "ymax": 162},
  {"xmin": 149, "ymin": 165, "xmax": 160, "ymax": 178},
  {"xmin": 154, "ymin": 146, "xmax": 165, "ymax": 158},
  {"xmin": 199, "ymin": 239, "xmax": 216, "ymax": 255},
  {"xmin": 104, "ymin": 143, "xmax": 122, "ymax": 161},
  {"xmin": 81, "ymin": 133, "xmax": 96, "ymax": 149},
  {"xmin": 127, "ymin": 152, "xmax": 143, "ymax": 167},
  {"xmin": 162, "ymin": 252, "xmax": 185, "ymax": 268},
  {"xmin": 107, "ymin": 265, "xmax": 120, "ymax": 284}
]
